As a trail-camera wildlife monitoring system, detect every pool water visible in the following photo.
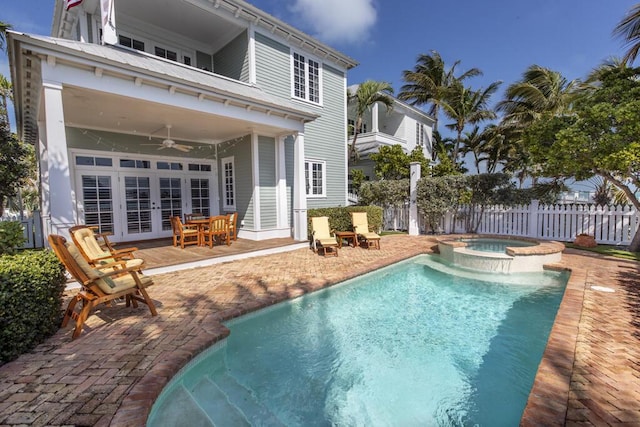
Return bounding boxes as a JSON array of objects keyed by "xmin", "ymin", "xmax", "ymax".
[
  {"xmin": 460, "ymin": 238, "xmax": 536, "ymax": 253},
  {"xmin": 148, "ymin": 255, "xmax": 567, "ymax": 426}
]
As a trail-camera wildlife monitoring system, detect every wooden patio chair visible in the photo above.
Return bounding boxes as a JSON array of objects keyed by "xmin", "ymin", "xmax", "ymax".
[
  {"xmin": 350, "ymin": 212, "xmax": 381, "ymax": 250},
  {"xmin": 310, "ymin": 216, "xmax": 339, "ymax": 257},
  {"xmin": 202, "ymin": 215, "xmax": 230, "ymax": 248},
  {"xmin": 69, "ymin": 225, "xmax": 144, "ymax": 269},
  {"xmin": 170, "ymin": 216, "xmax": 200, "ymax": 248},
  {"xmin": 227, "ymin": 212, "xmax": 238, "ymax": 241},
  {"xmin": 48, "ymin": 234, "xmax": 157, "ymax": 340},
  {"xmin": 87, "ymin": 226, "xmax": 117, "ymax": 252}
]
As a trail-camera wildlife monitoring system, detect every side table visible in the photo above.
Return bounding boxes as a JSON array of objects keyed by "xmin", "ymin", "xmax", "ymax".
[{"xmin": 335, "ymin": 231, "xmax": 358, "ymax": 248}]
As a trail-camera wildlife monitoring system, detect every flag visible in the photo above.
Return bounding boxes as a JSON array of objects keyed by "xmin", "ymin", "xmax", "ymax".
[
  {"xmin": 100, "ymin": 0, "xmax": 117, "ymax": 45},
  {"xmin": 65, "ymin": 0, "xmax": 83, "ymax": 11}
]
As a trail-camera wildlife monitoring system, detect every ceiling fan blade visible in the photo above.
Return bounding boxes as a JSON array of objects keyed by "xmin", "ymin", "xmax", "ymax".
[{"xmin": 174, "ymin": 145, "xmax": 192, "ymax": 152}]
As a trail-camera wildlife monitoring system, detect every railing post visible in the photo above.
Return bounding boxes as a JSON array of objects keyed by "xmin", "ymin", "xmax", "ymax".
[
  {"xmin": 409, "ymin": 162, "xmax": 421, "ymax": 236},
  {"xmin": 528, "ymin": 200, "xmax": 539, "ymax": 238}
]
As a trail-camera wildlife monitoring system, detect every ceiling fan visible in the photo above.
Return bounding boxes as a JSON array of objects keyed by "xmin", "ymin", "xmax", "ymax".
[{"xmin": 143, "ymin": 125, "xmax": 193, "ymax": 152}]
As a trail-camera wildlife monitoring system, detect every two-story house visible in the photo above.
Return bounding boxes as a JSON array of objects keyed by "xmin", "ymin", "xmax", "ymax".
[
  {"xmin": 347, "ymin": 86, "xmax": 435, "ymax": 193},
  {"xmin": 7, "ymin": 0, "xmax": 357, "ymax": 243}
]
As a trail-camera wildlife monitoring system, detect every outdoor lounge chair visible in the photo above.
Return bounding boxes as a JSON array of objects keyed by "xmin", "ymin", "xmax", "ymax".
[
  {"xmin": 350, "ymin": 212, "xmax": 381, "ymax": 249},
  {"xmin": 310, "ymin": 216, "xmax": 339, "ymax": 257},
  {"xmin": 227, "ymin": 212, "xmax": 238, "ymax": 241},
  {"xmin": 170, "ymin": 216, "xmax": 201, "ymax": 248},
  {"xmin": 69, "ymin": 225, "xmax": 144, "ymax": 269},
  {"xmin": 48, "ymin": 234, "xmax": 157, "ymax": 340},
  {"xmin": 202, "ymin": 215, "xmax": 230, "ymax": 248}
]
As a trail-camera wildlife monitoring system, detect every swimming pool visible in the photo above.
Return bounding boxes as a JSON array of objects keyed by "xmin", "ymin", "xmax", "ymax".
[{"xmin": 148, "ymin": 255, "xmax": 568, "ymax": 426}]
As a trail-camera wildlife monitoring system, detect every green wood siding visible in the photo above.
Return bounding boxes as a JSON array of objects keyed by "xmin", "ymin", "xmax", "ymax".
[
  {"xmin": 254, "ymin": 32, "xmax": 290, "ymax": 98},
  {"xmin": 214, "ymin": 31, "xmax": 249, "ymax": 82},
  {"xmin": 303, "ymin": 64, "xmax": 348, "ymax": 208},
  {"xmin": 258, "ymin": 136, "xmax": 277, "ymax": 228},
  {"xmin": 218, "ymin": 136, "xmax": 253, "ymax": 229}
]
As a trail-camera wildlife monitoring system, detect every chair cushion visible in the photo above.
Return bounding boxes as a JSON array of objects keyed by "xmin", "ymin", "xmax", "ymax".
[{"xmin": 317, "ymin": 238, "xmax": 338, "ymax": 246}]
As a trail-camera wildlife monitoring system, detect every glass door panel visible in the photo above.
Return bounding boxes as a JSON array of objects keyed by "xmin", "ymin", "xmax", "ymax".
[
  {"xmin": 80, "ymin": 174, "xmax": 115, "ymax": 234},
  {"xmin": 190, "ymin": 178, "xmax": 210, "ymax": 216},
  {"xmin": 159, "ymin": 177, "xmax": 182, "ymax": 231},
  {"xmin": 124, "ymin": 176, "xmax": 152, "ymax": 234}
]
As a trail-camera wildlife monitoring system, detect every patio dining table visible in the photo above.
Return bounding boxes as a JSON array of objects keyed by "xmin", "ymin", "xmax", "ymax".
[{"xmin": 186, "ymin": 217, "xmax": 209, "ymax": 246}]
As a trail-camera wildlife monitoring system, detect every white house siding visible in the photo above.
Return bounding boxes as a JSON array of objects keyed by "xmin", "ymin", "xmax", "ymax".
[
  {"xmin": 217, "ymin": 136, "xmax": 254, "ymax": 229},
  {"xmin": 213, "ymin": 31, "xmax": 250, "ymax": 82},
  {"xmin": 258, "ymin": 136, "xmax": 277, "ymax": 229}
]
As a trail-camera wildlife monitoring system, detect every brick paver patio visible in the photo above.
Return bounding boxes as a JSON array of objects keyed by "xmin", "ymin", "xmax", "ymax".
[{"xmin": 0, "ymin": 235, "xmax": 638, "ymax": 426}]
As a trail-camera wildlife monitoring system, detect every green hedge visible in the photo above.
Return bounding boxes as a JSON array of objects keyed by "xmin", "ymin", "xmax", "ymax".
[
  {"xmin": 307, "ymin": 206, "xmax": 383, "ymax": 239},
  {"xmin": 0, "ymin": 250, "xmax": 67, "ymax": 364}
]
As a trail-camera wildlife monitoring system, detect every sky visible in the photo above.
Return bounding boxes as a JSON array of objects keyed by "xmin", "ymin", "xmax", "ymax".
[{"xmin": 1, "ymin": 0, "xmax": 638, "ymax": 190}]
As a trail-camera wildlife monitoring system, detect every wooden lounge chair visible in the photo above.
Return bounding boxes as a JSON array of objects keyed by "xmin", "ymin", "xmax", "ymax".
[
  {"xmin": 227, "ymin": 212, "xmax": 238, "ymax": 241},
  {"xmin": 350, "ymin": 212, "xmax": 381, "ymax": 249},
  {"xmin": 69, "ymin": 225, "xmax": 144, "ymax": 269},
  {"xmin": 202, "ymin": 215, "xmax": 230, "ymax": 248},
  {"xmin": 310, "ymin": 216, "xmax": 339, "ymax": 257},
  {"xmin": 170, "ymin": 216, "xmax": 200, "ymax": 248},
  {"xmin": 48, "ymin": 234, "xmax": 157, "ymax": 340},
  {"xmin": 87, "ymin": 226, "xmax": 117, "ymax": 251}
]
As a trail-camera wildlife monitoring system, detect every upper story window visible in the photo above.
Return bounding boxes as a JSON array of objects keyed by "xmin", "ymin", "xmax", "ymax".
[
  {"xmin": 416, "ymin": 123, "xmax": 425, "ymax": 146},
  {"xmin": 348, "ymin": 119, "xmax": 367, "ymax": 136},
  {"xmin": 119, "ymin": 35, "xmax": 145, "ymax": 51},
  {"xmin": 305, "ymin": 159, "xmax": 325, "ymax": 197},
  {"xmin": 155, "ymin": 46, "xmax": 178, "ymax": 62},
  {"xmin": 293, "ymin": 52, "xmax": 320, "ymax": 104}
]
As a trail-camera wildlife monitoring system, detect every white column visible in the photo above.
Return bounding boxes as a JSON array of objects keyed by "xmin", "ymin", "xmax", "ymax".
[
  {"xmin": 251, "ymin": 132, "xmax": 261, "ymax": 230},
  {"xmin": 293, "ymin": 132, "xmax": 307, "ymax": 241},
  {"xmin": 37, "ymin": 120, "xmax": 51, "ymax": 238},
  {"xmin": 77, "ymin": 11, "xmax": 89, "ymax": 42},
  {"xmin": 42, "ymin": 81, "xmax": 75, "ymax": 238},
  {"xmin": 371, "ymin": 102, "xmax": 379, "ymax": 133},
  {"xmin": 276, "ymin": 135, "xmax": 288, "ymax": 229},
  {"xmin": 409, "ymin": 161, "xmax": 421, "ymax": 236},
  {"xmin": 248, "ymin": 24, "xmax": 257, "ymax": 85}
]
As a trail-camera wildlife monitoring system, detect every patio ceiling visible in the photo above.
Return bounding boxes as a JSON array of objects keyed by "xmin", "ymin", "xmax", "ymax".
[{"xmin": 61, "ymin": 85, "xmax": 286, "ymax": 144}]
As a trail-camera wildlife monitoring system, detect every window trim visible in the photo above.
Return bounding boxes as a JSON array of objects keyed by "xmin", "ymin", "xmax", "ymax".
[
  {"xmin": 222, "ymin": 156, "xmax": 236, "ymax": 210},
  {"xmin": 304, "ymin": 159, "xmax": 326, "ymax": 198},
  {"xmin": 291, "ymin": 50, "xmax": 323, "ymax": 105}
]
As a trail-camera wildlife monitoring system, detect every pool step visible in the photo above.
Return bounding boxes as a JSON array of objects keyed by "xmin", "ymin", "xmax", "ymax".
[
  {"xmin": 190, "ymin": 378, "xmax": 251, "ymax": 426},
  {"xmin": 213, "ymin": 373, "xmax": 286, "ymax": 426},
  {"xmin": 148, "ymin": 384, "xmax": 214, "ymax": 426}
]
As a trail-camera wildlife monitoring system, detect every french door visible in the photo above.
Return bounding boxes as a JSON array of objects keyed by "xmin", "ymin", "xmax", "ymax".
[{"xmin": 77, "ymin": 171, "xmax": 213, "ymax": 242}]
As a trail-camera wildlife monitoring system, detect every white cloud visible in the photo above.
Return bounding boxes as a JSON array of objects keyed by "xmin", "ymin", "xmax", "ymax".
[{"xmin": 289, "ymin": 0, "xmax": 377, "ymax": 45}]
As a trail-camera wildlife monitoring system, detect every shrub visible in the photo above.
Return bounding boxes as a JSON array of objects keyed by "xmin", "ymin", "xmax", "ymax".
[
  {"xmin": 307, "ymin": 206, "xmax": 383, "ymax": 239},
  {"xmin": 0, "ymin": 250, "xmax": 67, "ymax": 364},
  {"xmin": 0, "ymin": 221, "xmax": 27, "ymax": 255}
]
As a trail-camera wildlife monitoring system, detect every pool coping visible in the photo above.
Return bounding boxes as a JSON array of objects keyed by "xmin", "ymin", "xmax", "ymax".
[{"xmin": 436, "ymin": 234, "xmax": 566, "ymax": 257}]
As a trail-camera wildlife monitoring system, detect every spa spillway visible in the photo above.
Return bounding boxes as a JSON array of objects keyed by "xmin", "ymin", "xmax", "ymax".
[{"xmin": 437, "ymin": 235, "xmax": 565, "ymax": 274}]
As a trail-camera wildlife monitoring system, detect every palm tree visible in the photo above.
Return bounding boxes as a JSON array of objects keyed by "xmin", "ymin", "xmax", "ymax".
[
  {"xmin": 347, "ymin": 80, "xmax": 394, "ymax": 161},
  {"xmin": 613, "ymin": 3, "xmax": 640, "ymax": 65},
  {"xmin": 0, "ymin": 21, "xmax": 12, "ymax": 51},
  {"xmin": 398, "ymin": 50, "xmax": 481, "ymax": 131},
  {"xmin": 441, "ymin": 80, "xmax": 501, "ymax": 163},
  {"xmin": 497, "ymin": 65, "xmax": 577, "ymax": 127},
  {"xmin": 0, "ymin": 74, "xmax": 12, "ymax": 131}
]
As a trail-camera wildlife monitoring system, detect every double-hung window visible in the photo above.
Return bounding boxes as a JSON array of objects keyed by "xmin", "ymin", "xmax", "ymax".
[
  {"xmin": 222, "ymin": 156, "xmax": 236, "ymax": 210},
  {"xmin": 416, "ymin": 123, "xmax": 425, "ymax": 146},
  {"xmin": 305, "ymin": 160, "xmax": 325, "ymax": 197},
  {"xmin": 293, "ymin": 52, "xmax": 320, "ymax": 104}
]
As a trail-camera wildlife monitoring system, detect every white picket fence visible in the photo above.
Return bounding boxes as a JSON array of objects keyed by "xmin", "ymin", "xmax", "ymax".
[
  {"xmin": 0, "ymin": 211, "xmax": 45, "ymax": 249},
  {"xmin": 383, "ymin": 201, "xmax": 639, "ymax": 246}
]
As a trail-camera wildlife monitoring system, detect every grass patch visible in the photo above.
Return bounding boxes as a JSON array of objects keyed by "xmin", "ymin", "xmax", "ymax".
[
  {"xmin": 380, "ymin": 230, "xmax": 408, "ymax": 236},
  {"xmin": 565, "ymin": 243, "xmax": 640, "ymax": 261}
]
